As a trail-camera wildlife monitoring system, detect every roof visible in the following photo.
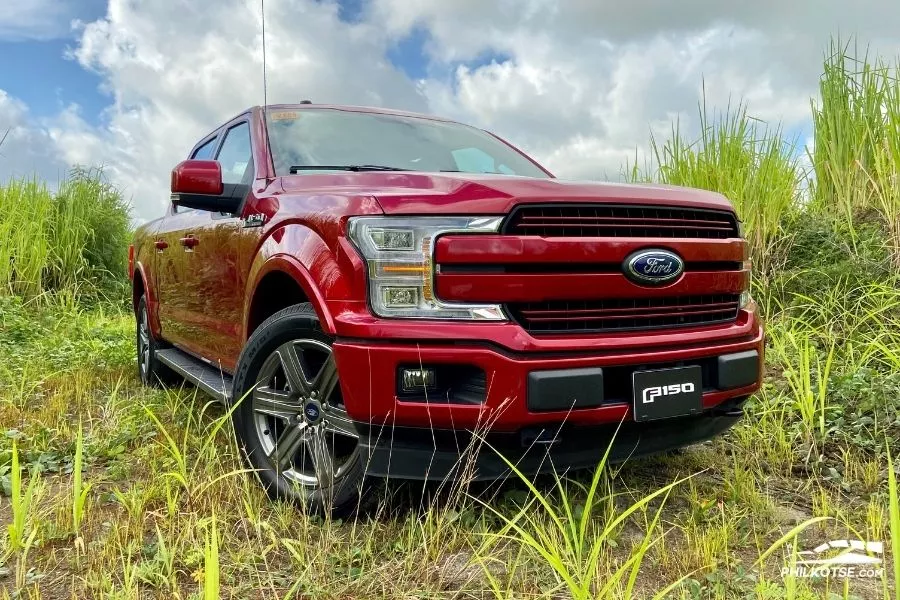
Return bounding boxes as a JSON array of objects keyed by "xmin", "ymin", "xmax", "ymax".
[{"xmin": 257, "ymin": 103, "xmax": 454, "ymax": 123}]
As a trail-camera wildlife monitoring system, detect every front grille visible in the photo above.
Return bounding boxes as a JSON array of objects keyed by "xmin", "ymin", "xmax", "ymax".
[
  {"xmin": 503, "ymin": 204, "xmax": 739, "ymax": 239},
  {"xmin": 508, "ymin": 294, "xmax": 741, "ymax": 334}
]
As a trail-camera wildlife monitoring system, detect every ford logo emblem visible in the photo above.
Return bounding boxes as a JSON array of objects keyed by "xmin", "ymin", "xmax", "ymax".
[
  {"xmin": 624, "ymin": 249, "xmax": 684, "ymax": 286},
  {"xmin": 304, "ymin": 403, "xmax": 320, "ymax": 421}
]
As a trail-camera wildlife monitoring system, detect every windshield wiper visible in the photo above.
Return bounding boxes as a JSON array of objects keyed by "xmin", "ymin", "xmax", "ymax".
[{"xmin": 289, "ymin": 164, "xmax": 410, "ymax": 174}]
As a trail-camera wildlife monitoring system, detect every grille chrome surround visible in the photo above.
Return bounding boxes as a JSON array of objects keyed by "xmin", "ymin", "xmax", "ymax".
[
  {"xmin": 507, "ymin": 294, "xmax": 741, "ymax": 334},
  {"xmin": 503, "ymin": 204, "xmax": 740, "ymax": 239}
]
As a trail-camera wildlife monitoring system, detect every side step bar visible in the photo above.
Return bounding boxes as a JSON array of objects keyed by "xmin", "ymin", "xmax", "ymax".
[{"xmin": 156, "ymin": 348, "xmax": 233, "ymax": 404}]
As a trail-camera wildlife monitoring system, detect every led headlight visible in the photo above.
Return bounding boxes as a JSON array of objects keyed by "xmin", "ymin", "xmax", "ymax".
[
  {"xmin": 348, "ymin": 216, "xmax": 507, "ymax": 320},
  {"xmin": 739, "ymin": 259, "xmax": 753, "ymax": 308}
]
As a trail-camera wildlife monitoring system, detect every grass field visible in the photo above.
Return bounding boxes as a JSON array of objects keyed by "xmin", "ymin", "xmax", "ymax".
[{"xmin": 1, "ymin": 41, "xmax": 899, "ymax": 599}]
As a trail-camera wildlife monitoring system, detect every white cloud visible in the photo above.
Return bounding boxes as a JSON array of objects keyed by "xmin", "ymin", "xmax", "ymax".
[
  {"xmin": 49, "ymin": 0, "xmax": 427, "ymax": 222},
  {"xmin": 0, "ymin": 90, "xmax": 70, "ymax": 184},
  {"xmin": 418, "ymin": 26, "xmax": 817, "ymax": 182},
  {"xmin": 7, "ymin": 0, "xmax": 900, "ymax": 222},
  {"xmin": 373, "ymin": 0, "xmax": 900, "ymax": 179}
]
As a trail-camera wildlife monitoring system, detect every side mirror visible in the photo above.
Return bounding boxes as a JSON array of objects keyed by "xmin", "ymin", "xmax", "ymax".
[{"xmin": 170, "ymin": 160, "xmax": 247, "ymax": 213}]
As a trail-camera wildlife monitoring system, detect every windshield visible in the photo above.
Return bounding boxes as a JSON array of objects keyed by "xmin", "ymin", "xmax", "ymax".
[{"xmin": 264, "ymin": 108, "xmax": 551, "ymax": 178}]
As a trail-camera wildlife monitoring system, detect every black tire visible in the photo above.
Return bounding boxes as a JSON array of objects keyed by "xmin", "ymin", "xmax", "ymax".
[
  {"xmin": 136, "ymin": 296, "xmax": 178, "ymax": 387},
  {"xmin": 232, "ymin": 303, "xmax": 366, "ymax": 515}
]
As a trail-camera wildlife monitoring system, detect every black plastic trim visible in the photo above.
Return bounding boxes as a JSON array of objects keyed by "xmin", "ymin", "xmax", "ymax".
[
  {"xmin": 173, "ymin": 183, "xmax": 250, "ymax": 214},
  {"xmin": 355, "ymin": 398, "xmax": 748, "ymax": 481},
  {"xmin": 527, "ymin": 367, "xmax": 604, "ymax": 412},
  {"xmin": 717, "ymin": 349, "xmax": 759, "ymax": 390}
]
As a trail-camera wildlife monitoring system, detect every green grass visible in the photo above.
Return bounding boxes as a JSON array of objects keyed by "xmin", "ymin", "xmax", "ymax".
[
  {"xmin": 811, "ymin": 38, "xmax": 900, "ymax": 265},
  {"xmin": 0, "ymin": 34, "xmax": 898, "ymax": 599},
  {"xmin": 0, "ymin": 168, "xmax": 130, "ymax": 303},
  {"xmin": 4, "ymin": 298, "xmax": 895, "ymax": 598},
  {"xmin": 474, "ymin": 428, "xmax": 694, "ymax": 599},
  {"xmin": 628, "ymin": 87, "xmax": 801, "ymax": 278}
]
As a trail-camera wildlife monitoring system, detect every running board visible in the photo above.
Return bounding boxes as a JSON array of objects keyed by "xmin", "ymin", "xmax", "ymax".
[{"xmin": 156, "ymin": 348, "xmax": 232, "ymax": 404}]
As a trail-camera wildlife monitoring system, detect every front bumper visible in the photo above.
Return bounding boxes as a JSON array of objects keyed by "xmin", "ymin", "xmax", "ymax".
[
  {"xmin": 331, "ymin": 308, "xmax": 763, "ymax": 431},
  {"xmin": 353, "ymin": 398, "xmax": 747, "ymax": 481}
]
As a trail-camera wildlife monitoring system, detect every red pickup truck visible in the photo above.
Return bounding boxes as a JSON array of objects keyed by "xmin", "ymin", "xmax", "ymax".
[{"xmin": 130, "ymin": 104, "xmax": 762, "ymax": 513}]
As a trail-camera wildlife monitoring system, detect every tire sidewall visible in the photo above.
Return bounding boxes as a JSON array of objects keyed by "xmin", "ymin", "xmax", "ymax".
[
  {"xmin": 232, "ymin": 304, "xmax": 365, "ymax": 514},
  {"xmin": 136, "ymin": 296, "xmax": 159, "ymax": 386}
]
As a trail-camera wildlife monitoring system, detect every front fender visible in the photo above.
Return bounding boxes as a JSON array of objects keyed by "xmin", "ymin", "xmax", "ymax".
[
  {"xmin": 244, "ymin": 253, "xmax": 338, "ymax": 336},
  {"xmin": 243, "ymin": 218, "xmax": 369, "ymax": 338}
]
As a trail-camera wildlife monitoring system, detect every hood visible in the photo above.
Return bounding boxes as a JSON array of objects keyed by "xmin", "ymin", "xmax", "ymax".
[{"xmin": 278, "ymin": 172, "xmax": 735, "ymax": 215}]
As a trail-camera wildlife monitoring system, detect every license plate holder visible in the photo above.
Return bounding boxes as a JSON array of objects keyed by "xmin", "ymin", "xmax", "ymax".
[{"xmin": 632, "ymin": 366, "xmax": 703, "ymax": 422}]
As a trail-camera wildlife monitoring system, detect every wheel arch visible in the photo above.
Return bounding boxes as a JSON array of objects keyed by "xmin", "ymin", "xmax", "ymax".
[
  {"xmin": 132, "ymin": 264, "xmax": 146, "ymax": 313},
  {"xmin": 132, "ymin": 261, "xmax": 166, "ymax": 340},
  {"xmin": 244, "ymin": 256, "xmax": 337, "ymax": 339}
]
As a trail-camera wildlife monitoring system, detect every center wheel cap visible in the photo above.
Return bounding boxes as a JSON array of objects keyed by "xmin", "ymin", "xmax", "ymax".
[{"xmin": 302, "ymin": 398, "xmax": 324, "ymax": 424}]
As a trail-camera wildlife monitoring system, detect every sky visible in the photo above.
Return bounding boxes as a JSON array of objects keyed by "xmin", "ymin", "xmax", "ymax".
[{"xmin": 2, "ymin": 0, "xmax": 900, "ymax": 223}]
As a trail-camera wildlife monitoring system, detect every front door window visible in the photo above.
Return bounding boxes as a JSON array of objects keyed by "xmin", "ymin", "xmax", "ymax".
[{"xmin": 217, "ymin": 123, "xmax": 253, "ymax": 185}]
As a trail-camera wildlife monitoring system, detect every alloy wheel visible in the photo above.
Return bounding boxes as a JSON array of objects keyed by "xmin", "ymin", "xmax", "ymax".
[
  {"xmin": 138, "ymin": 307, "xmax": 151, "ymax": 379},
  {"xmin": 251, "ymin": 339, "xmax": 359, "ymax": 496}
]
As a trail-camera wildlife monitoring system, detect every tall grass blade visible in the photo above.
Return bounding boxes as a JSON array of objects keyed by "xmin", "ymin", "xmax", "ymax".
[
  {"xmin": 204, "ymin": 514, "xmax": 220, "ymax": 600},
  {"xmin": 887, "ymin": 446, "xmax": 900, "ymax": 600}
]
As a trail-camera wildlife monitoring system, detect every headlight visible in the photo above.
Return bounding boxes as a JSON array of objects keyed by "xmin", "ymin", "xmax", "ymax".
[
  {"xmin": 739, "ymin": 258, "xmax": 752, "ymax": 308},
  {"xmin": 348, "ymin": 216, "xmax": 507, "ymax": 320}
]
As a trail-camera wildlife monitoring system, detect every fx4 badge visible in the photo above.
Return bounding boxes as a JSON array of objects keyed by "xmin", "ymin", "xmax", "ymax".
[{"xmin": 243, "ymin": 213, "xmax": 267, "ymax": 228}]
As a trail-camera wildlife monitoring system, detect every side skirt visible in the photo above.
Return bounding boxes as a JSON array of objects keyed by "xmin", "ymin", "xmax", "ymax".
[{"xmin": 156, "ymin": 348, "xmax": 233, "ymax": 404}]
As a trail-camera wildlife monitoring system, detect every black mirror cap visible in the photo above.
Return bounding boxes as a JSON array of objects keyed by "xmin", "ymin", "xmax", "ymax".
[{"xmin": 172, "ymin": 183, "xmax": 248, "ymax": 213}]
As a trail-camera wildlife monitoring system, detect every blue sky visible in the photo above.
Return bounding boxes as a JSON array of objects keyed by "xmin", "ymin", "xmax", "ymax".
[
  {"xmin": 0, "ymin": 0, "xmax": 107, "ymax": 123},
  {"xmin": 0, "ymin": 39, "xmax": 106, "ymax": 124}
]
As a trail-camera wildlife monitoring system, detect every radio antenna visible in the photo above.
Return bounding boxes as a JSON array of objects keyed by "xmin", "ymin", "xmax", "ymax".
[
  {"xmin": 261, "ymin": 0, "xmax": 268, "ymax": 108},
  {"xmin": 260, "ymin": 0, "xmax": 272, "ymax": 179}
]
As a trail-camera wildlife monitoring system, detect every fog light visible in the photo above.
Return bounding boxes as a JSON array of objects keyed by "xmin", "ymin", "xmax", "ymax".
[
  {"xmin": 401, "ymin": 368, "xmax": 436, "ymax": 392},
  {"xmin": 739, "ymin": 291, "xmax": 752, "ymax": 308},
  {"xmin": 382, "ymin": 286, "xmax": 418, "ymax": 308}
]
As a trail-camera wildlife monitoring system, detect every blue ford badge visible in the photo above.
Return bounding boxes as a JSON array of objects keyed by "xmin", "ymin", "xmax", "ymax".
[
  {"xmin": 624, "ymin": 249, "xmax": 684, "ymax": 285},
  {"xmin": 304, "ymin": 403, "xmax": 320, "ymax": 421}
]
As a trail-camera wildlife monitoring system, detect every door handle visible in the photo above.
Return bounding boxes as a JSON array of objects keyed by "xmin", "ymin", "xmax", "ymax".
[
  {"xmin": 154, "ymin": 240, "xmax": 168, "ymax": 250},
  {"xmin": 179, "ymin": 235, "xmax": 199, "ymax": 249}
]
